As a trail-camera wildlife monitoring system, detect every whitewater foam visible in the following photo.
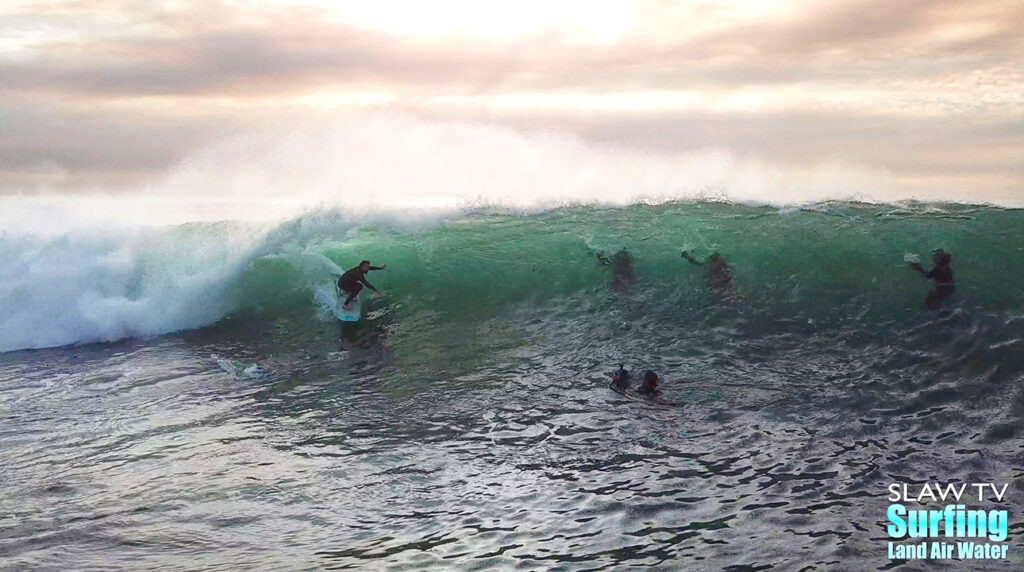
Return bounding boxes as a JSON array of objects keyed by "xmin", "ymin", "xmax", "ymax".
[
  {"xmin": 0, "ymin": 220, "xmax": 268, "ymax": 352},
  {"xmin": 0, "ymin": 205, "xmax": 452, "ymax": 352},
  {"xmin": 151, "ymin": 113, "xmax": 904, "ymax": 210}
]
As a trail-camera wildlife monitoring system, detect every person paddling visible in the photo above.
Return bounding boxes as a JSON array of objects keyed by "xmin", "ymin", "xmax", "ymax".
[{"xmin": 338, "ymin": 260, "xmax": 386, "ymax": 310}]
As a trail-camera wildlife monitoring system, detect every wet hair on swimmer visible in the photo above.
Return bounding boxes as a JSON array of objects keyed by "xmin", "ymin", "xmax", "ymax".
[{"xmin": 360, "ymin": 260, "xmax": 371, "ymax": 266}]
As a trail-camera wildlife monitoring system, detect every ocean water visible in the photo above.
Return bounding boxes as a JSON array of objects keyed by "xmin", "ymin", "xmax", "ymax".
[{"xmin": 2, "ymin": 200, "xmax": 1023, "ymax": 570}]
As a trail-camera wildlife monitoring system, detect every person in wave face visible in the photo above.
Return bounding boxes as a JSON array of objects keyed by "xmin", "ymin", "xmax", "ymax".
[
  {"xmin": 596, "ymin": 249, "xmax": 635, "ymax": 293},
  {"xmin": 338, "ymin": 260, "xmax": 386, "ymax": 310},
  {"xmin": 682, "ymin": 250, "xmax": 733, "ymax": 295},
  {"xmin": 910, "ymin": 249, "xmax": 954, "ymax": 310}
]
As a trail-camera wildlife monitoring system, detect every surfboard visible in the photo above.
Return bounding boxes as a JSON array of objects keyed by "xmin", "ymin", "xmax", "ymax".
[{"xmin": 338, "ymin": 292, "xmax": 361, "ymax": 322}]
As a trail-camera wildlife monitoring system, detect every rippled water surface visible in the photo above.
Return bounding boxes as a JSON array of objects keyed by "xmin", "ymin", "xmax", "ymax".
[{"xmin": 3, "ymin": 311, "xmax": 1023, "ymax": 570}]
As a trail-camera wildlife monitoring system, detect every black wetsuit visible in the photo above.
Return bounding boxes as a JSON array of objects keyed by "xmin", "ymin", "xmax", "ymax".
[{"xmin": 338, "ymin": 266, "xmax": 383, "ymax": 306}]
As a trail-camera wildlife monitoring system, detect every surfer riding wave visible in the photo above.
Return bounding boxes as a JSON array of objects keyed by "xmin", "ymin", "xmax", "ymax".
[{"xmin": 338, "ymin": 260, "xmax": 386, "ymax": 310}]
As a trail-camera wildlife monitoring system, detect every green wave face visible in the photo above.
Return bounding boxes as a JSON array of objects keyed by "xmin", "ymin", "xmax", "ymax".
[
  {"xmin": 4, "ymin": 199, "xmax": 1021, "ymax": 364},
  {"xmin": 208, "ymin": 201, "xmax": 1024, "ymax": 393},
  {"xmin": 236, "ymin": 201, "xmax": 1024, "ymax": 320}
]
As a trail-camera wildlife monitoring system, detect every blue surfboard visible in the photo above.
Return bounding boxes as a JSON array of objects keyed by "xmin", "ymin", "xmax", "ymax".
[{"xmin": 338, "ymin": 292, "xmax": 361, "ymax": 322}]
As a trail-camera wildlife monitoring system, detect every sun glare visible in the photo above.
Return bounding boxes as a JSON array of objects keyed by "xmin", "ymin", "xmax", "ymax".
[{"xmin": 314, "ymin": 0, "xmax": 632, "ymax": 42}]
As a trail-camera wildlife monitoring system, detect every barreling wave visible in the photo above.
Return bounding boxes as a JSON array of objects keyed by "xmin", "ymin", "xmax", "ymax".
[{"xmin": 1, "ymin": 200, "xmax": 1022, "ymax": 353}]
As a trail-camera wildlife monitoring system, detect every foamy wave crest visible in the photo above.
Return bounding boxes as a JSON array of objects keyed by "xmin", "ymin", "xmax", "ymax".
[
  {"xmin": 154, "ymin": 113, "xmax": 901, "ymax": 209},
  {"xmin": 0, "ymin": 220, "xmax": 271, "ymax": 352}
]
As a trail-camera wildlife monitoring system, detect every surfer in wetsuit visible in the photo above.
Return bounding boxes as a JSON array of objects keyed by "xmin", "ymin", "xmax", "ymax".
[
  {"xmin": 910, "ymin": 249, "xmax": 954, "ymax": 310},
  {"xmin": 596, "ymin": 249, "xmax": 635, "ymax": 292},
  {"xmin": 339, "ymin": 260, "xmax": 386, "ymax": 310},
  {"xmin": 682, "ymin": 250, "xmax": 733, "ymax": 295}
]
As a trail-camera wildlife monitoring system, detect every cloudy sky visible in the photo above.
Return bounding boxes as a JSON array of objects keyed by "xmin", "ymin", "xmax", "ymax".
[{"xmin": 1, "ymin": 0, "xmax": 1022, "ymax": 203}]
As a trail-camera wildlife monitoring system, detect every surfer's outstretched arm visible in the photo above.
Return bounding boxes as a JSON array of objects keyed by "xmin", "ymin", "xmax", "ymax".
[
  {"xmin": 360, "ymin": 278, "xmax": 378, "ymax": 292},
  {"xmin": 909, "ymin": 262, "xmax": 928, "ymax": 277}
]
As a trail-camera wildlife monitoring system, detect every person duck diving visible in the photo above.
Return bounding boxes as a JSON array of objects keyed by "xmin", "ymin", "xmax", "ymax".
[
  {"xmin": 596, "ymin": 249, "xmax": 636, "ymax": 293},
  {"xmin": 682, "ymin": 250, "xmax": 733, "ymax": 295},
  {"xmin": 910, "ymin": 249, "xmax": 954, "ymax": 310},
  {"xmin": 338, "ymin": 260, "xmax": 386, "ymax": 310}
]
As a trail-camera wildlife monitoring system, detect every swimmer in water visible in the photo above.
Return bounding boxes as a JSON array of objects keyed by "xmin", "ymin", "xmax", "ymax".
[
  {"xmin": 597, "ymin": 249, "xmax": 636, "ymax": 293},
  {"xmin": 910, "ymin": 249, "xmax": 954, "ymax": 310},
  {"xmin": 611, "ymin": 364, "xmax": 631, "ymax": 391},
  {"xmin": 638, "ymin": 370, "xmax": 660, "ymax": 395},
  {"xmin": 682, "ymin": 250, "xmax": 733, "ymax": 296}
]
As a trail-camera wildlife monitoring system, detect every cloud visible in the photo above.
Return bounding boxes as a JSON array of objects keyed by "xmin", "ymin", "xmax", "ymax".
[
  {"xmin": 0, "ymin": 0, "xmax": 1021, "ymax": 200},
  {"xmin": 2, "ymin": 0, "xmax": 1021, "ymax": 98}
]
